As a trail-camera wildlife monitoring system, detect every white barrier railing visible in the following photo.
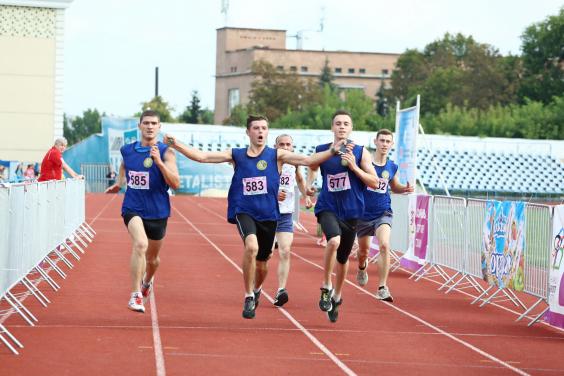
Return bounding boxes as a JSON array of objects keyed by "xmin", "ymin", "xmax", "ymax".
[
  {"xmin": 0, "ymin": 179, "xmax": 94, "ymax": 354},
  {"xmin": 378, "ymin": 194, "xmax": 555, "ymax": 327}
]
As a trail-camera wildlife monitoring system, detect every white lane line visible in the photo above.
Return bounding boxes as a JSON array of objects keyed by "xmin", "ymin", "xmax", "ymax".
[
  {"xmin": 88, "ymin": 194, "xmax": 117, "ymax": 225},
  {"xmin": 150, "ymin": 289, "xmax": 166, "ymax": 376},
  {"xmin": 172, "ymin": 206, "xmax": 357, "ymax": 376},
  {"xmin": 291, "ymin": 251, "xmax": 531, "ymax": 376}
]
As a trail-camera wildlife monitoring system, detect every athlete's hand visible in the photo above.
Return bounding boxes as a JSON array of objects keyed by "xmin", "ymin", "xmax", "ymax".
[
  {"xmin": 341, "ymin": 152, "xmax": 357, "ymax": 170},
  {"xmin": 150, "ymin": 145, "xmax": 163, "ymax": 166},
  {"xmin": 278, "ymin": 189, "xmax": 287, "ymax": 201},
  {"xmin": 305, "ymin": 185, "xmax": 316, "ymax": 196},
  {"xmin": 163, "ymin": 134, "xmax": 176, "ymax": 147},
  {"xmin": 305, "ymin": 196, "xmax": 314, "ymax": 209},
  {"xmin": 105, "ymin": 184, "xmax": 120, "ymax": 194},
  {"xmin": 404, "ymin": 181, "xmax": 415, "ymax": 193}
]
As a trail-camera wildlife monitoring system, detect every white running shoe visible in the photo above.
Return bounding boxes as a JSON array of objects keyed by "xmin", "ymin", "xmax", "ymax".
[
  {"xmin": 356, "ymin": 264, "xmax": 368, "ymax": 286},
  {"xmin": 376, "ymin": 286, "xmax": 394, "ymax": 302},
  {"xmin": 128, "ymin": 292, "xmax": 145, "ymax": 313}
]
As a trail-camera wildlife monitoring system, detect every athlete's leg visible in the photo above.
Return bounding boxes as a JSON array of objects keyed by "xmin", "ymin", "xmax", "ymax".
[
  {"xmin": 243, "ymin": 234, "xmax": 259, "ymax": 295},
  {"xmin": 127, "ymin": 217, "xmax": 149, "ymax": 293},
  {"xmin": 357, "ymin": 235, "xmax": 371, "ymax": 270},
  {"xmin": 144, "ymin": 239, "xmax": 163, "ymax": 284},
  {"xmin": 376, "ymin": 224, "xmax": 392, "ymax": 287},
  {"xmin": 276, "ymin": 231, "xmax": 293, "ymax": 289},
  {"xmin": 323, "ymin": 236, "xmax": 340, "ymax": 287}
]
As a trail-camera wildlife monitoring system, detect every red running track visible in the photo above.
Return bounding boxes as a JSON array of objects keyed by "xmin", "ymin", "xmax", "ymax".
[{"xmin": 1, "ymin": 194, "xmax": 563, "ymax": 375}]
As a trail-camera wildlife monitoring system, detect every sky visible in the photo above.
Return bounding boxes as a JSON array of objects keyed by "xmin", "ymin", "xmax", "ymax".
[{"xmin": 63, "ymin": 0, "xmax": 563, "ymax": 118}]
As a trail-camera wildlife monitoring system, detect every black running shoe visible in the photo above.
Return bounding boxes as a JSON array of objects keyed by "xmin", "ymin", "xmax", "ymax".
[
  {"xmin": 319, "ymin": 287, "xmax": 333, "ymax": 311},
  {"xmin": 242, "ymin": 297, "xmax": 256, "ymax": 319},
  {"xmin": 327, "ymin": 297, "xmax": 342, "ymax": 323},
  {"xmin": 254, "ymin": 289, "xmax": 261, "ymax": 308},
  {"xmin": 273, "ymin": 289, "xmax": 289, "ymax": 307}
]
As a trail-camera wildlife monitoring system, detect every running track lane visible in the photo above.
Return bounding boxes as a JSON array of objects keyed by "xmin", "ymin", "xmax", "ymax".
[{"xmin": 1, "ymin": 195, "xmax": 563, "ymax": 375}]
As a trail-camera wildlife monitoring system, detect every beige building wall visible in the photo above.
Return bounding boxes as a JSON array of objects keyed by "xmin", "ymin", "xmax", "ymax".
[
  {"xmin": 215, "ymin": 27, "xmax": 399, "ymax": 124},
  {"xmin": 0, "ymin": 1, "xmax": 71, "ymax": 162}
]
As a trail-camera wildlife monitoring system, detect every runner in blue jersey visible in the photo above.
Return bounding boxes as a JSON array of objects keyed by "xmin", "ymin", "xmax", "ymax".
[
  {"xmin": 355, "ymin": 129, "xmax": 413, "ymax": 302},
  {"xmin": 106, "ymin": 110, "xmax": 180, "ymax": 313},
  {"xmin": 306, "ymin": 110, "xmax": 379, "ymax": 323},
  {"xmin": 164, "ymin": 115, "xmax": 346, "ymax": 319}
]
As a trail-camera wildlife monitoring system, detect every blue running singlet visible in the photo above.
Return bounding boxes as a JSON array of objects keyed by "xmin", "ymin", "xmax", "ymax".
[
  {"xmin": 314, "ymin": 143, "xmax": 365, "ymax": 221},
  {"xmin": 227, "ymin": 146, "xmax": 280, "ymax": 224},
  {"xmin": 121, "ymin": 141, "xmax": 170, "ymax": 219},
  {"xmin": 361, "ymin": 159, "xmax": 398, "ymax": 221}
]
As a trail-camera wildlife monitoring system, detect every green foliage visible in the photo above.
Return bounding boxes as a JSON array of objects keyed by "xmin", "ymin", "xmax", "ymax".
[
  {"xmin": 319, "ymin": 58, "xmax": 337, "ymax": 92},
  {"xmin": 137, "ymin": 95, "xmax": 175, "ymax": 123},
  {"xmin": 225, "ymin": 104, "xmax": 248, "ymax": 127},
  {"xmin": 63, "ymin": 109, "xmax": 102, "ymax": 145},
  {"xmin": 178, "ymin": 91, "xmax": 202, "ymax": 123},
  {"xmin": 389, "ymin": 33, "xmax": 520, "ymax": 114},
  {"xmin": 519, "ymin": 7, "xmax": 564, "ymax": 104}
]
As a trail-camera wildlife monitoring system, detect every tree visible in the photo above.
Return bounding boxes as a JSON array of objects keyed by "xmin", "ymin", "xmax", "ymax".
[
  {"xmin": 319, "ymin": 57, "xmax": 337, "ymax": 92},
  {"xmin": 519, "ymin": 7, "xmax": 564, "ymax": 104},
  {"xmin": 63, "ymin": 109, "xmax": 102, "ymax": 145},
  {"xmin": 179, "ymin": 91, "xmax": 202, "ymax": 123},
  {"xmin": 389, "ymin": 33, "xmax": 521, "ymax": 114},
  {"xmin": 137, "ymin": 95, "xmax": 175, "ymax": 122},
  {"xmin": 247, "ymin": 60, "xmax": 321, "ymax": 121}
]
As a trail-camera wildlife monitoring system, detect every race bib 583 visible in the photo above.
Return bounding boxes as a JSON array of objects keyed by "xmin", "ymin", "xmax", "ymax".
[{"xmin": 243, "ymin": 176, "xmax": 267, "ymax": 195}]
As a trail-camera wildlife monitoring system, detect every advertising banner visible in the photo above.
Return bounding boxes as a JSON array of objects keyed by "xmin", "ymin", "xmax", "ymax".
[
  {"xmin": 400, "ymin": 194, "xmax": 430, "ymax": 270},
  {"xmin": 482, "ymin": 200, "xmax": 526, "ymax": 291},
  {"xmin": 395, "ymin": 103, "xmax": 419, "ymax": 186},
  {"xmin": 546, "ymin": 205, "xmax": 564, "ymax": 328}
]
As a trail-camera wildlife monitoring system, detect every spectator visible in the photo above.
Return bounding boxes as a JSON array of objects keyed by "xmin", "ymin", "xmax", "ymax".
[
  {"xmin": 38, "ymin": 137, "xmax": 84, "ymax": 182},
  {"xmin": 0, "ymin": 165, "xmax": 6, "ymax": 182},
  {"xmin": 24, "ymin": 164, "xmax": 36, "ymax": 180},
  {"xmin": 106, "ymin": 165, "xmax": 117, "ymax": 187}
]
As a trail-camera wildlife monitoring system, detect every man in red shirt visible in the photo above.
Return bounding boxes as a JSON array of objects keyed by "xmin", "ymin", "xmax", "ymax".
[{"xmin": 38, "ymin": 137, "xmax": 83, "ymax": 182}]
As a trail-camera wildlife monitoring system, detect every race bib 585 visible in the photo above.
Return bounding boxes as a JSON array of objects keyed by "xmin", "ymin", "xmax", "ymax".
[{"xmin": 128, "ymin": 171, "xmax": 150, "ymax": 190}]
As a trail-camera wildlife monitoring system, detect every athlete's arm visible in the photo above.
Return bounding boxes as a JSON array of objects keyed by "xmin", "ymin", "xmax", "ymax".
[
  {"xmin": 153, "ymin": 146, "xmax": 180, "ymax": 190},
  {"xmin": 390, "ymin": 175, "xmax": 414, "ymax": 194},
  {"xmin": 304, "ymin": 166, "xmax": 318, "ymax": 197},
  {"xmin": 105, "ymin": 162, "xmax": 125, "ymax": 193},
  {"xmin": 341, "ymin": 147, "xmax": 378, "ymax": 189},
  {"xmin": 296, "ymin": 168, "xmax": 314, "ymax": 208},
  {"xmin": 164, "ymin": 134, "xmax": 233, "ymax": 164},
  {"xmin": 277, "ymin": 139, "xmax": 347, "ymax": 168}
]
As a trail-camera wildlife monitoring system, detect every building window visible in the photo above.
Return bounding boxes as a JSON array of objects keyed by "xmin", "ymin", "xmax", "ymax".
[
  {"xmin": 359, "ymin": 68, "xmax": 366, "ymax": 74},
  {"xmin": 290, "ymin": 66, "xmax": 297, "ymax": 72},
  {"xmin": 228, "ymin": 88, "xmax": 240, "ymax": 114},
  {"xmin": 348, "ymin": 68, "xmax": 355, "ymax": 74},
  {"xmin": 301, "ymin": 66, "xmax": 308, "ymax": 72},
  {"xmin": 382, "ymin": 69, "xmax": 389, "ymax": 75},
  {"xmin": 230, "ymin": 66, "xmax": 237, "ymax": 73},
  {"xmin": 276, "ymin": 65, "xmax": 284, "ymax": 71},
  {"xmin": 335, "ymin": 67, "xmax": 342, "ymax": 73}
]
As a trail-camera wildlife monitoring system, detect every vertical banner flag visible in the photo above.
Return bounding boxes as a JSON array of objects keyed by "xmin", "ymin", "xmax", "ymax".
[
  {"xmin": 546, "ymin": 205, "xmax": 564, "ymax": 328},
  {"xmin": 400, "ymin": 194, "xmax": 430, "ymax": 270},
  {"xmin": 482, "ymin": 200, "xmax": 526, "ymax": 291},
  {"xmin": 394, "ymin": 97, "xmax": 420, "ymax": 186}
]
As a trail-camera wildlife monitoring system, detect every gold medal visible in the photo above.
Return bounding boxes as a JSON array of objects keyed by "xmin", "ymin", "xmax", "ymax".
[
  {"xmin": 256, "ymin": 160, "xmax": 267, "ymax": 170},
  {"xmin": 143, "ymin": 157, "xmax": 153, "ymax": 168}
]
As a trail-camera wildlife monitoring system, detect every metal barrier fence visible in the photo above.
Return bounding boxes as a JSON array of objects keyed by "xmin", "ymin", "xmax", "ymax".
[
  {"xmin": 81, "ymin": 163, "xmax": 113, "ymax": 193},
  {"xmin": 0, "ymin": 179, "xmax": 95, "ymax": 354},
  {"xmin": 405, "ymin": 195, "xmax": 554, "ymax": 326}
]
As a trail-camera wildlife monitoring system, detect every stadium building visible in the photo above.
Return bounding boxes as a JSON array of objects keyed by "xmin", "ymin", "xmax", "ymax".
[{"xmin": 214, "ymin": 27, "xmax": 400, "ymax": 124}]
